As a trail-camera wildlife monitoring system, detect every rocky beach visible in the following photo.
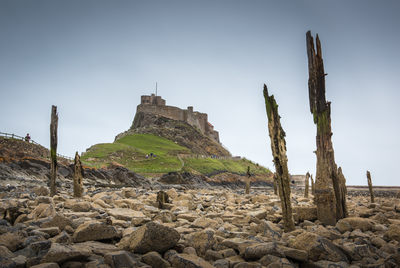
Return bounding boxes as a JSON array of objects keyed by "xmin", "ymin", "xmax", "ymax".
[{"xmin": 1, "ymin": 171, "xmax": 400, "ymax": 268}]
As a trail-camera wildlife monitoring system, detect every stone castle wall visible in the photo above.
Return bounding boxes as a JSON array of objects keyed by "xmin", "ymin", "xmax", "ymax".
[{"xmin": 137, "ymin": 94, "xmax": 220, "ymax": 143}]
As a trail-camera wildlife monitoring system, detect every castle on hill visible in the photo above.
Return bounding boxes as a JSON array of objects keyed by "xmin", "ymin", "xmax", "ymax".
[{"xmin": 137, "ymin": 94, "xmax": 220, "ymax": 143}]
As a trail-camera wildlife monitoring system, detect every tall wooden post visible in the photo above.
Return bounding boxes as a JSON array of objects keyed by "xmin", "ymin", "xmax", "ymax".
[
  {"xmin": 311, "ymin": 174, "xmax": 315, "ymax": 195},
  {"xmin": 263, "ymin": 84, "xmax": 295, "ymax": 232},
  {"xmin": 273, "ymin": 173, "xmax": 278, "ymax": 195},
  {"xmin": 74, "ymin": 152, "xmax": 84, "ymax": 198},
  {"xmin": 50, "ymin": 105, "xmax": 58, "ymax": 197},
  {"xmin": 245, "ymin": 166, "xmax": 251, "ymax": 194},
  {"xmin": 306, "ymin": 31, "xmax": 347, "ymax": 225},
  {"xmin": 366, "ymin": 170, "xmax": 375, "ymax": 203},
  {"xmin": 304, "ymin": 172, "xmax": 310, "ymax": 198}
]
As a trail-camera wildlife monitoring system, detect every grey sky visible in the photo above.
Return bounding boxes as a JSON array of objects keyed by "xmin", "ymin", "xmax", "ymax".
[{"xmin": 1, "ymin": 1, "xmax": 399, "ymax": 185}]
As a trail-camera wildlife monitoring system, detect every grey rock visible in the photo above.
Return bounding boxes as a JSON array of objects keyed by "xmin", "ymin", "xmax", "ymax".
[
  {"xmin": 40, "ymin": 243, "xmax": 91, "ymax": 264},
  {"xmin": 118, "ymin": 221, "xmax": 179, "ymax": 254},
  {"xmin": 290, "ymin": 232, "xmax": 348, "ymax": 262},
  {"xmin": 73, "ymin": 222, "xmax": 120, "ymax": 243},
  {"xmin": 0, "ymin": 231, "xmax": 25, "ymax": 252},
  {"xmin": 186, "ymin": 229, "xmax": 217, "ymax": 257},
  {"xmin": 165, "ymin": 251, "xmax": 214, "ymax": 268},
  {"xmin": 50, "ymin": 231, "xmax": 71, "ymax": 244},
  {"xmin": 104, "ymin": 251, "xmax": 138, "ymax": 268},
  {"xmin": 0, "ymin": 245, "xmax": 15, "ymax": 259},
  {"xmin": 41, "ymin": 214, "xmax": 73, "ymax": 231},
  {"xmin": 141, "ymin": 251, "xmax": 171, "ymax": 268},
  {"xmin": 242, "ymin": 242, "xmax": 281, "ymax": 261},
  {"xmin": 279, "ymin": 246, "xmax": 308, "ymax": 262}
]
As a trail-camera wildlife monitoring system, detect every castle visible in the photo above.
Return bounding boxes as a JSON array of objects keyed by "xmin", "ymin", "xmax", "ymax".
[{"xmin": 137, "ymin": 94, "xmax": 220, "ymax": 143}]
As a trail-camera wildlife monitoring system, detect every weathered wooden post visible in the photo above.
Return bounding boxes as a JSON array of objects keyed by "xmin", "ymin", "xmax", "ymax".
[
  {"xmin": 157, "ymin": 191, "xmax": 169, "ymax": 209},
  {"xmin": 74, "ymin": 152, "xmax": 84, "ymax": 198},
  {"xmin": 50, "ymin": 105, "xmax": 58, "ymax": 197},
  {"xmin": 245, "ymin": 166, "xmax": 251, "ymax": 194},
  {"xmin": 311, "ymin": 174, "xmax": 315, "ymax": 195},
  {"xmin": 366, "ymin": 170, "xmax": 375, "ymax": 203},
  {"xmin": 306, "ymin": 31, "xmax": 347, "ymax": 225},
  {"xmin": 305, "ymin": 172, "xmax": 310, "ymax": 198},
  {"xmin": 337, "ymin": 167, "xmax": 348, "ymax": 216},
  {"xmin": 263, "ymin": 84, "xmax": 295, "ymax": 232},
  {"xmin": 273, "ymin": 173, "xmax": 278, "ymax": 195}
]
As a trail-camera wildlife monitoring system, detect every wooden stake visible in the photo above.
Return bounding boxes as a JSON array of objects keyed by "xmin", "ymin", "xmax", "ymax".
[
  {"xmin": 245, "ymin": 166, "xmax": 251, "ymax": 194},
  {"xmin": 311, "ymin": 174, "xmax": 315, "ymax": 195},
  {"xmin": 50, "ymin": 105, "xmax": 58, "ymax": 197},
  {"xmin": 263, "ymin": 84, "xmax": 295, "ymax": 232},
  {"xmin": 305, "ymin": 172, "xmax": 310, "ymax": 198},
  {"xmin": 366, "ymin": 170, "xmax": 375, "ymax": 203},
  {"xmin": 306, "ymin": 31, "xmax": 347, "ymax": 225},
  {"xmin": 74, "ymin": 152, "xmax": 84, "ymax": 198}
]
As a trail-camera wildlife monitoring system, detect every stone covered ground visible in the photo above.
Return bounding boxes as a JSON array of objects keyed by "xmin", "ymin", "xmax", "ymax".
[{"xmin": 1, "ymin": 183, "xmax": 400, "ymax": 268}]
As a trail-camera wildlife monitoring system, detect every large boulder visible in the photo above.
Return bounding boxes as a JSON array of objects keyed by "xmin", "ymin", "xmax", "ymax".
[
  {"xmin": 250, "ymin": 220, "xmax": 282, "ymax": 239},
  {"xmin": 71, "ymin": 202, "xmax": 91, "ymax": 212},
  {"xmin": 191, "ymin": 217, "xmax": 219, "ymax": 229},
  {"xmin": 220, "ymin": 238, "xmax": 258, "ymax": 253},
  {"xmin": 33, "ymin": 186, "xmax": 50, "ymax": 196},
  {"xmin": 104, "ymin": 250, "xmax": 139, "ymax": 268},
  {"xmin": 279, "ymin": 246, "xmax": 308, "ymax": 262},
  {"xmin": 166, "ymin": 188, "xmax": 178, "ymax": 199},
  {"xmin": 242, "ymin": 242, "xmax": 281, "ymax": 260},
  {"xmin": 290, "ymin": 232, "xmax": 348, "ymax": 262},
  {"xmin": 384, "ymin": 224, "xmax": 400, "ymax": 242},
  {"xmin": 142, "ymin": 251, "xmax": 171, "ymax": 268},
  {"xmin": 40, "ymin": 243, "xmax": 91, "ymax": 264},
  {"xmin": 117, "ymin": 221, "xmax": 180, "ymax": 254},
  {"xmin": 0, "ymin": 231, "xmax": 25, "ymax": 252},
  {"xmin": 335, "ymin": 217, "xmax": 374, "ymax": 233},
  {"xmin": 107, "ymin": 208, "xmax": 146, "ymax": 221},
  {"xmin": 41, "ymin": 214, "xmax": 73, "ymax": 231},
  {"xmin": 15, "ymin": 240, "xmax": 52, "ymax": 263},
  {"xmin": 30, "ymin": 203, "xmax": 56, "ymax": 220},
  {"xmin": 71, "ymin": 241, "xmax": 119, "ymax": 257},
  {"xmin": 186, "ymin": 228, "xmax": 217, "ymax": 257},
  {"xmin": 73, "ymin": 221, "xmax": 120, "ymax": 243},
  {"xmin": 164, "ymin": 250, "xmax": 213, "ymax": 268},
  {"xmin": 0, "ymin": 245, "xmax": 14, "ymax": 259}
]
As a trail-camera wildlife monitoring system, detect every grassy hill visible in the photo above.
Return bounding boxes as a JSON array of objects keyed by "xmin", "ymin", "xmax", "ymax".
[{"xmin": 81, "ymin": 133, "xmax": 270, "ymax": 177}]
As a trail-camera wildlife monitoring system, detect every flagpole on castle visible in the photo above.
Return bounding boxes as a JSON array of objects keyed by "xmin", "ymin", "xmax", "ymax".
[{"xmin": 156, "ymin": 82, "xmax": 158, "ymax": 97}]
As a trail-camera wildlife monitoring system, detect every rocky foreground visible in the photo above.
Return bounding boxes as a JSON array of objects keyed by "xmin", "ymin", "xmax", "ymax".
[{"xmin": 1, "ymin": 183, "xmax": 400, "ymax": 268}]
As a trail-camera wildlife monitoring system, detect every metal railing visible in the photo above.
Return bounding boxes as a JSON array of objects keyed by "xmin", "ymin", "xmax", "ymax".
[{"xmin": 0, "ymin": 131, "xmax": 74, "ymax": 161}]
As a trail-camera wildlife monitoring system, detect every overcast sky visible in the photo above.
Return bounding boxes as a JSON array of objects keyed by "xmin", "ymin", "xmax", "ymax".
[{"xmin": 1, "ymin": 0, "xmax": 399, "ymax": 186}]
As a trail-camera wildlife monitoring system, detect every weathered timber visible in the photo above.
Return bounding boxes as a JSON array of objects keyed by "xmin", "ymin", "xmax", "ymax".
[
  {"xmin": 305, "ymin": 172, "xmax": 310, "ymax": 198},
  {"xmin": 157, "ymin": 191, "xmax": 169, "ymax": 209},
  {"xmin": 306, "ymin": 31, "xmax": 347, "ymax": 225},
  {"xmin": 273, "ymin": 173, "xmax": 278, "ymax": 195},
  {"xmin": 366, "ymin": 170, "xmax": 375, "ymax": 203},
  {"xmin": 337, "ymin": 167, "xmax": 348, "ymax": 217},
  {"xmin": 74, "ymin": 152, "xmax": 84, "ymax": 198},
  {"xmin": 245, "ymin": 166, "xmax": 251, "ymax": 194},
  {"xmin": 311, "ymin": 174, "xmax": 315, "ymax": 195},
  {"xmin": 263, "ymin": 84, "xmax": 295, "ymax": 232},
  {"xmin": 50, "ymin": 105, "xmax": 58, "ymax": 197}
]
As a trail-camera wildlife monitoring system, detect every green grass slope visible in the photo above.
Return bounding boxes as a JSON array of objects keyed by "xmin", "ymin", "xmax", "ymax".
[{"xmin": 82, "ymin": 133, "xmax": 270, "ymax": 176}]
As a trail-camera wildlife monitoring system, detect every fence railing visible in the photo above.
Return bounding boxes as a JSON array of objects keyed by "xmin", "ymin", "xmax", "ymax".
[
  {"xmin": 0, "ymin": 131, "xmax": 74, "ymax": 162},
  {"xmin": 178, "ymin": 153, "xmax": 241, "ymax": 161}
]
